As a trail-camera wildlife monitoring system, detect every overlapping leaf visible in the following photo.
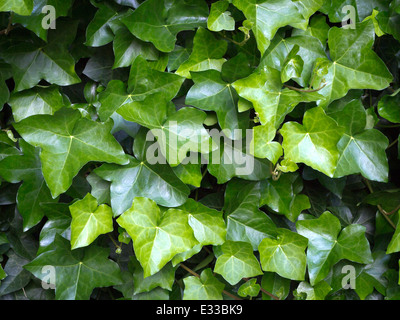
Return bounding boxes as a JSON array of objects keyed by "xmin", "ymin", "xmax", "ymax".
[{"xmin": 13, "ymin": 107, "xmax": 129, "ymax": 198}]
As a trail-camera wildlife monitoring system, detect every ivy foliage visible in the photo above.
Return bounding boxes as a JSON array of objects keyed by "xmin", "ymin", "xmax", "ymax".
[{"xmin": 0, "ymin": 0, "xmax": 399, "ymax": 301}]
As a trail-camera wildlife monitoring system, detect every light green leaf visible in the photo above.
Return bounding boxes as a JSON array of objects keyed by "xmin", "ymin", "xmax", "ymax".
[
  {"xmin": 232, "ymin": 67, "xmax": 322, "ymax": 128},
  {"xmin": 281, "ymin": 107, "xmax": 345, "ymax": 177},
  {"xmin": 207, "ymin": 0, "xmax": 235, "ymax": 32},
  {"xmin": 387, "ymin": 213, "xmax": 400, "ymax": 254},
  {"xmin": 281, "ymin": 45, "xmax": 304, "ymax": 83},
  {"xmin": 178, "ymin": 198, "xmax": 226, "ymax": 246},
  {"xmin": 69, "ymin": 193, "xmax": 113, "ymax": 250},
  {"xmin": 0, "ymin": 0, "xmax": 33, "ymax": 15},
  {"xmin": 117, "ymin": 197, "xmax": 198, "ymax": 277},
  {"xmin": 214, "ymin": 240, "xmax": 263, "ymax": 285},
  {"xmin": 238, "ymin": 278, "xmax": 260, "ymax": 297},
  {"xmin": 258, "ymin": 228, "xmax": 308, "ymax": 281},
  {"xmin": 172, "ymin": 162, "xmax": 202, "ymax": 187},
  {"xmin": 183, "ymin": 268, "xmax": 225, "ymax": 300},
  {"xmin": 251, "ymin": 124, "xmax": 283, "ymax": 165},
  {"xmin": 295, "ymin": 281, "xmax": 332, "ymax": 300}
]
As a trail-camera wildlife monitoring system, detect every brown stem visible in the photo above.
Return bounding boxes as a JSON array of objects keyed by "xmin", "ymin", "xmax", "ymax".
[
  {"xmin": 387, "ymin": 138, "xmax": 398, "ymax": 149},
  {"xmin": 0, "ymin": 13, "xmax": 13, "ymax": 35},
  {"xmin": 363, "ymin": 178, "xmax": 397, "ymax": 229},
  {"xmin": 179, "ymin": 263, "xmax": 242, "ymax": 300}
]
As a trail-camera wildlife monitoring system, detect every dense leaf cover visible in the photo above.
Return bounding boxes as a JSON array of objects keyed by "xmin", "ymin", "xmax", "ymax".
[{"xmin": 0, "ymin": 0, "xmax": 399, "ymax": 301}]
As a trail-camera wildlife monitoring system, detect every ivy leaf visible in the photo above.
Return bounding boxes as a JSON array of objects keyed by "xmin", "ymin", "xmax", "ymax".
[
  {"xmin": 378, "ymin": 89, "xmax": 400, "ymax": 123},
  {"xmin": 94, "ymin": 155, "xmax": 190, "ymax": 216},
  {"xmin": 0, "ymin": 139, "xmax": 56, "ymax": 231},
  {"xmin": 207, "ymin": 0, "xmax": 235, "ymax": 32},
  {"xmin": 261, "ymin": 272, "xmax": 291, "ymax": 300},
  {"xmin": 176, "ymin": 27, "xmax": 227, "ymax": 79},
  {"xmin": 69, "ymin": 193, "xmax": 114, "ymax": 250},
  {"xmin": 214, "ymin": 240, "xmax": 263, "ymax": 285},
  {"xmin": 24, "ymin": 234, "xmax": 123, "ymax": 300},
  {"xmin": 327, "ymin": 99, "xmax": 389, "ymax": 182},
  {"xmin": 224, "ymin": 179, "xmax": 277, "ymax": 250},
  {"xmin": 131, "ymin": 258, "xmax": 176, "ymax": 294},
  {"xmin": 387, "ymin": 214, "xmax": 400, "ymax": 254},
  {"xmin": 116, "ymin": 197, "xmax": 198, "ymax": 277},
  {"xmin": 112, "ymin": 26, "xmax": 159, "ymax": 69},
  {"xmin": 186, "ymin": 69, "xmax": 249, "ymax": 140},
  {"xmin": 0, "ymin": 0, "xmax": 33, "ymax": 15},
  {"xmin": 296, "ymin": 211, "xmax": 373, "ymax": 285},
  {"xmin": 251, "ymin": 124, "xmax": 283, "ymax": 165},
  {"xmin": 207, "ymin": 139, "xmax": 272, "ymax": 184},
  {"xmin": 8, "ymin": 85, "xmax": 64, "ymax": 122},
  {"xmin": 312, "ymin": 20, "xmax": 393, "ymax": 107},
  {"xmin": 260, "ymin": 173, "xmax": 311, "ymax": 222},
  {"xmin": 37, "ymin": 203, "xmax": 71, "ymax": 254},
  {"xmin": 376, "ymin": 0, "xmax": 400, "ymax": 42},
  {"xmin": 232, "ymin": 0, "xmax": 324, "ymax": 54},
  {"xmin": 183, "ymin": 268, "xmax": 225, "ymax": 300},
  {"xmin": 280, "ymin": 45, "xmax": 304, "ymax": 83},
  {"xmin": 85, "ymin": 2, "xmax": 119, "ymax": 47},
  {"xmin": 259, "ymin": 33, "xmax": 327, "ymax": 87},
  {"xmin": 0, "ymin": 40, "xmax": 80, "ymax": 92},
  {"xmin": 99, "ymin": 56, "xmax": 184, "ymax": 121},
  {"xmin": 232, "ymin": 67, "xmax": 322, "ymax": 128},
  {"xmin": 172, "ymin": 162, "xmax": 202, "ymax": 187},
  {"xmin": 13, "ymin": 107, "xmax": 129, "ymax": 198},
  {"xmin": 121, "ymin": 0, "xmax": 209, "ymax": 52},
  {"xmin": 330, "ymin": 251, "xmax": 390, "ymax": 300},
  {"xmin": 295, "ymin": 281, "xmax": 332, "ymax": 300},
  {"xmin": 238, "ymin": 278, "xmax": 260, "ymax": 298},
  {"xmin": 149, "ymin": 107, "xmax": 216, "ymax": 166},
  {"xmin": 281, "ymin": 107, "xmax": 345, "ymax": 177},
  {"xmin": 292, "ymin": 15, "xmax": 330, "ymax": 45},
  {"xmin": 258, "ymin": 228, "xmax": 308, "ymax": 281},
  {"xmin": 178, "ymin": 198, "xmax": 226, "ymax": 246}
]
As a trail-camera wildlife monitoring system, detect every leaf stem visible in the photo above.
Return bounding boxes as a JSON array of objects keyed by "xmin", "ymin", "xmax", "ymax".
[
  {"xmin": 284, "ymin": 82, "xmax": 327, "ymax": 93},
  {"xmin": 363, "ymin": 178, "xmax": 396, "ymax": 229},
  {"xmin": 387, "ymin": 138, "xmax": 398, "ymax": 149},
  {"xmin": 108, "ymin": 234, "xmax": 121, "ymax": 249},
  {"xmin": 179, "ymin": 263, "xmax": 242, "ymax": 300},
  {"xmin": 0, "ymin": 13, "xmax": 13, "ymax": 35}
]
